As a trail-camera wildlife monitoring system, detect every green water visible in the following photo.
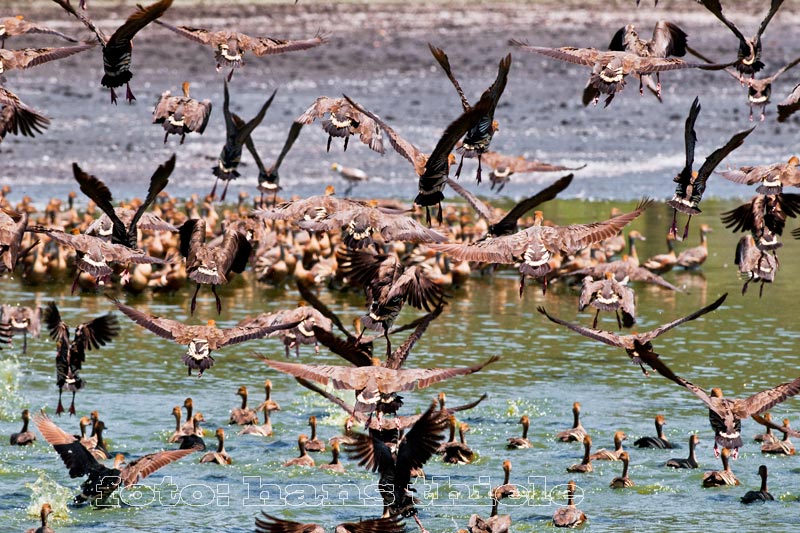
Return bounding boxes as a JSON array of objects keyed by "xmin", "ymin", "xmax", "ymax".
[{"xmin": 2, "ymin": 199, "xmax": 800, "ymax": 532}]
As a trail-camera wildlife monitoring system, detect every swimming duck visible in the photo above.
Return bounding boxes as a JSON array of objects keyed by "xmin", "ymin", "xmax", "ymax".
[
  {"xmin": 443, "ymin": 421, "xmax": 475, "ymax": 464},
  {"xmin": 153, "ymin": 81, "xmax": 212, "ymax": 144},
  {"xmin": 434, "ymin": 200, "xmax": 652, "ymax": 295},
  {"xmin": 609, "ymin": 451, "xmax": 635, "ymax": 488},
  {"xmin": 753, "ymin": 412, "xmax": 777, "ymax": 443},
  {"xmin": 634, "ymin": 415, "xmax": 674, "ymax": 449},
  {"xmin": 200, "ymin": 428, "xmax": 232, "ymax": 464},
  {"xmin": 34, "ymin": 411, "xmax": 198, "ymax": 505},
  {"xmin": 590, "ymin": 431, "xmax": 627, "ymax": 461},
  {"xmin": 567, "ymin": 435, "xmax": 594, "ymax": 473},
  {"xmin": 296, "ymin": 96, "xmax": 383, "ymax": 154},
  {"xmin": 675, "ymin": 224, "xmax": 712, "ymax": 269},
  {"xmin": 43, "ymin": 302, "xmax": 119, "ymax": 415},
  {"xmin": 741, "ymin": 465, "xmax": 774, "ymax": 504},
  {"xmin": 760, "ymin": 418, "xmax": 795, "ymax": 455},
  {"xmin": 255, "ymin": 380, "xmax": 281, "ymax": 413},
  {"xmin": 0, "ymin": 87, "xmax": 50, "ymax": 143},
  {"xmin": 283, "ymin": 434, "xmax": 315, "ymax": 467},
  {"xmin": 552, "ymin": 480, "xmax": 586, "ymax": 528},
  {"xmin": 304, "ymin": 415, "xmax": 326, "ymax": 452},
  {"xmin": 702, "ymin": 447, "xmax": 739, "ymax": 487},
  {"xmin": 25, "ymin": 502, "xmax": 54, "ymax": 533},
  {"xmin": 668, "ymin": 97, "xmax": 754, "ymax": 239},
  {"xmin": 556, "ymin": 402, "xmax": 588, "ymax": 443},
  {"xmin": 507, "ymin": 415, "xmax": 532, "ymax": 449},
  {"xmin": 643, "ymin": 234, "xmax": 678, "ymax": 273},
  {"xmin": 176, "ymin": 413, "xmax": 206, "ymax": 450},
  {"xmin": 167, "ymin": 406, "xmax": 184, "ymax": 443},
  {"xmin": 229, "ymin": 386, "xmax": 259, "ymax": 426},
  {"xmin": 255, "ymin": 513, "xmax": 404, "ymax": 533},
  {"xmin": 10, "ymin": 409, "xmax": 35, "ymax": 445},
  {"xmin": 342, "ymin": 92, "xmax": 494, "ymax": 225},
  {"xmin": 318, "ymin": 440, "xmax": 345, "ymax": 473},
  {"xmin": 52, "ymin": 0, "xmax": 171, "ymax": 103},
  {"xmin": 666, "ymin": 434, "xmax": 700, "ymax": 468},
  {"xmin": 239, "ymin": 404, "xmax": 274, "ymax": 437},
  {"xmin": 429, "ymin": 44, "xmax": 511, "ymax": 183}
]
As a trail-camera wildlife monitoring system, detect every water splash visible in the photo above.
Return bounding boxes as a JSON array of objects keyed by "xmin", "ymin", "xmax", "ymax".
[
  {"xmin": 0, "ymin": 356, "xmax": 23, "ymax": 420},
  {"xmin": 25, "ymin": 473, "xmax": 73, "ymax": 523}
]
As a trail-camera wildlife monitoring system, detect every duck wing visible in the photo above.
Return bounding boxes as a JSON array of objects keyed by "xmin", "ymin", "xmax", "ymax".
[
  {"xmin": 429, "ymin": 44, "xmax": 471, "ymax": 110},
  {"xmin": 638, "ymin": 293, "xmax": 728, "ymax": 343},
  {"xmin": 119, "ymin": 447, "xmax": 196, "ymax": 487},
  {"xmin": 492, "ymin": 174, "xmax": 574, "ymax": 236}
]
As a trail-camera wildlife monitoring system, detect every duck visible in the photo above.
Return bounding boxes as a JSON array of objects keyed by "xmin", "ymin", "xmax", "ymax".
[
  {"xmin": 318, "ymin": 440, "xmax": 345, "ymax": 473},
  {"xmin": 52, "ymin": 0, "xmax": 172, "ymax": 104},
  {"xmin": 296, "ymin": 96, "xmax": 383, "ymax": 154},
  {"xmin": 552, "ymin": 480, "xmax": 587, "ymax": 528},
  {"xmin": 1, "ymin": 15, "xmax": 78, "ymax": 46},
  {"xmin": 229, "ymin": 386, "xmax": 259, "ymax": 426},
  {"xmin": 176, "ymin": 413, "xmax": 206, "ymax": 451},
  {"xmin": 579, "ymin": 272, "xmax": 636, "ymax": 329},
  {"xmin": 735, "ymin": 234, "xmax": 778, "ymax": 297},
  {"xmin": 556, "ymin": 402, "xmax": 588, "ymax": 443},
  {"xmin": 643, "ymin": 233, "xmax": 678, "ymax": 273},
  {"xmin": 432, "ymin": 200, "xmax": 652, "ymax": 295},
  {"xmin": 477, "ymin": 150, "xmax": 584, "ymax": 193},
  {"xmin": 0, "ymin": 304, "xmax": 40, "ymax": 353},
  {"xmin": 84, "ymin": 419, "xmax": 109, "ymax": 460},
  {"xmin": 34, "ymin": 411, "xmax": 199, "ymax": 505},
  {"xmin": 200, "ymin": 428, "xmax": 232, "ymax": 465},
  {"xmin": 675, "ymin": 224, "xmax": 712, "ymax": 269},
  {"xmin": 492, "ymin": 460, "xmax": 519, "ymax": 502},
  {"xmin": 238, "ymin": 404, "xmax": 274, "ymax": 437},
  {"xmin": 253, "ymin": 123, "xmax": 304, "ymax": 208},
  {"xmin": 634, "ymin": 415, "xmax": 674, "ymax": 449},
  {"xmin": 609, "ymin": 451, "xmax": 634, "ymax": 488},
  {"xmin": 429, "ymin": 45, "xmax": 511, "ymax": 183},
  {"xmin": 666, "ymin": 97, "xmax": 754, "ymax": 239},
  {"xmin": 566, "ymin": 255, "xmax": 682, "ymax": 292},
  {"xmin": 741, "ymin": 465, "xmax": 774, "ymax": 504},
  {"xmin": 702, "ymin": 447, "xmax": 739, "ymax": 487},
  {"xmin": 255, "ymin": 380, "xmax": 281, "ymax": 412},
  {"xmin": 284, "ymin": 434, "xmax": 315, "ymax": 467},
  {"xmin": 506, "ymin": 415, "xmax": 532, "ymax": 449},
  {"xmin": 153, "ymin": 81, "xmax": 212, "ymax": 144},
  {"xmin": 10, "ymin": 409, "xmax": 36, "ymax": 445},
  {"xmin": 666, "ymin": 435, "xmax": 700, "ymax": 468},
  {"xmin": 255, "ymin": 513, "xmax": 403, "ymax": 533},
  {"xmin": 25, "ymin": 502, "xmax": 54, "ymax": 533},
  {"xmin": 722, "ymin": 194, "xmax": 799, "ymax": 258},
  {"xmin": 330, "ymin": 163, "xmax": 369, "ymax": 196},
  {"xmin": 167, "ymin": 406, "xmax": 184, "ymax": 443},
  {"xmin": 760, "ymin": 418, "xmax": 795, "ymax": 455},
  {"xmin": 443, "ymin": 422, "xmax": 475, "ymax": 464},
  {"xmin": 180, "ymin": 398, "xmax": 202, "ymax": 436},
  {"xmin": 343, "ymin": 92, "xmax": 495, "ymax": 225},
  {"xmin": 590, "ymin": 431, "xmax": 627, "ymax": 461},
  {"xmin": 0, "ymin": 206, "xmax": 30, "ymax": 273},
  {"xmin": 467, "ymin": 494, "xmax": 512, "ymax": 533},
  {"xmin": 567, "ymin": 435, "xmax": 594, "ymax": 473},
  {"xmin": 305, "ymin": 415, "xmax": 326, "ymax": 452},
  {"xmin": 753, "ymin": 412, "xmax": 777, "ymax": 443}
]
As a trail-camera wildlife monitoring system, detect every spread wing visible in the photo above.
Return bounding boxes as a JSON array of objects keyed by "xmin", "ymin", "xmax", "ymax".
[
  {"xmin": 219, "ymin": 320, "xmax": 302, "ymax": 348},
  {"xmin": 0, "ymin": 87, "xmax": 50, "ymax": 138},
  {"xmin": 312, "ymin": 325, "xmax": 373, "ymax": 367},
  {"xmin": 398, "ymin": 354, "xmax": 500, "ymax": 391},
  {"xmin": 756, "ymin": 0, "xmax": 786, "ymax": 40},
  {"xmin": 75, "ymin": 313, "xmax": 119, "ymax": 352},
  {"xmin": 33, "ymin": 411, "xmax": 99, "ymax": 478},
  {"xmin": 108, "ymin": 0, "xmax": 172, "ymax": 46},
  {"xmin": 296, "ymin": 280, "xmax": 356, "ymax": 340},
  {"xmin": 445, "ymin": 177, "xmax": 494, "ymax": 221},
  {"xmin": 536, "ymin": 306, "xmax": 625, "ymax": 348},
  {"xmin": 4, "ymin": 43, "xmax": 95, "ymax": 69},
  {"xmin": 152, "ymin": 20, "xmax": 214, "ymax": 45},
  {"xmin": 638, "ymin": 293, "xmax": 728, "ymax": 343},
  {"xmin": 51, "ymin": 0, "xmax": 107, "ymax": 43},
  {"xmin": 493, "ymin": 174, "xmax": 574, "ymax": 236},
  {"xmin": 429, "ymin": 231, "xmax": 529, "ymax": 264},
  {"xmin": 699, "ymin": 0, "xmax": 746, "ymax": 43},
  {"xmin": 777, "ymin": 83, "xmax": 800, "ymax": 123},
  {"xmin": 43, "ymin": 301, "xmax": 69, "ymax": 344},
  {"xmin": 254, "ymin": 513, "xmax": 317, "ymax": 533},
  {"xmin": 676, "ymin": 97, "xmax": 700, "ymax": 187},
  {"xmin": 260, "ymin": 359, "xmax": 371, "ymax": 390},
  {"xmin": 651, "ymin": 21, "xmax": 688, "ymax": 58},
  {"xmin": 266, "ymin": 121, "xmax": 303, "ymax": 176},
  {"xmin": 696, "ymin": 127, "xmax": 755, "ymax": 182},
  {"xmin": 390, "ymin": 265, "xmax": 444, "ymax": 312},
  {"xmin": 73, "ymin": 162, "xmax": 127, "ymax": 245},
  {"xmin": 247, "ymin": 30, "xmax": 328, "ymax": 56},
  {"xmin": 127, "ymin": 154, "xmax": 174, "ymax": 244},
  {"xmin": 509, "ymin": 41, "xmax": 601, "ymax": 67},
  {"xmin": 234, "ymin": 89, "xmax": 276, "ymax": 146},
  {"xmin": 429, "ymin": 43, "xmax": 471, "ymax": 110},
  {"xmin": 739, "ymin": 375, "xmax": 800, "ymax": 417},
  {"xmin": 108, "ymin": 297, "xmax": 180, "ymax": 342},
  {"xmin": 120, "ymin": 447, "xmax": 196, "ymax": 487},
  {"xmin": 385, "ymin": 304, "xmax": 445, "ymax": 370}
]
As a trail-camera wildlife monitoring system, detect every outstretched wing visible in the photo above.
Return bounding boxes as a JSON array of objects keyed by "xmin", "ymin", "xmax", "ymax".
[
  {"xmin": 108, "ymin": 0, "xmax": 173, "ymax": 46},
  {"xmin": 740, "ymin": 375, "xmax": 800, "ymax": 417},
  {"xmin": 638, "ymin": 293, "xmax": 728, "ymax": 343},
  {"xmin": 509, "ymin": 41, "xmax": 600, "ymax": 67},
  {"xmin": 43, "ymin": 301, "xmax": 69, "ymax": 344},
  {"xmin": 445, "ymin": 177, "xmax": 494, "ymax": 221},
  {"xmin": 107, "ymin": 297, "xmax": 179, "ymax": 342},
  {"xmin": 127, "ymin": 154, "xmax": 175, "ymax": 245},
  {"xmin": 247, "ymin": 30, "xmax": 328, "ymax": 56},
  {"xmin": 120, "ymin": 447, "xmax": 197, "ymax": 487},
  {"xmin": 493, "ymin": 174, "xmax": 574, "ymax": 236},
  {"xmin": 429, "ymin": 43, "xmax": 471, "ymax": 110},
  {"xmin": 73, "ymin": 162, "xmax": 127, "ymax": 245},
  {"xmin": 536, "ymin": 306, "xmax": 624, "ymax": 348}
]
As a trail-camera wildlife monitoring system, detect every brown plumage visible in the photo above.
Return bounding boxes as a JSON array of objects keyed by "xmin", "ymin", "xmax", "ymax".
[
  {"xmin": 284, "ymin": 434, "xmax": 315, "ymax": 467},
  {"xmin": 53, "ymin": 0, "xmax": 172, "ymax": 103},
  {"xmin": 238, "ymin": 306, "xmax": 333, "ymax": 357},
  {"xmin": 153, "ymin": 18, "xmax": 326, "ymax": 80},
  {"xmin": 0, "ymin": 208, "xmax": 29, "ymax": 274},
  {"xmin": 343, "ymin": 92, "xmax": 494, "ymax": 225},
  {"xmin": 579, "ymin": 272, "xmax": 635, "ymax": 329},
  {"xmin": 0, "ymin": 86, "xmax": 50, "ymax": 142},
  {"xmin": 722, "ymin": 193, "xmax": 800, "ymax": 255},
  {"xmin": 1, "ymin": 15, "xmax": 78, "ymax": 45},
  {"xmin": 305, "ymin": 415, "xmax": 326, "ymax": 452},
  {"xmin": 153, "ymin": 81, "xmax": 212, "ymax": 144},
  {"xmin": 777, "ymin": 82, "xmax": 800, "ymax": 123},
  {"xmin": 567, "ymin": 258, "xmax": 682, "ymax": 291},
  {"xmin": 609, "ymin": 451, "xmax": 634, "ymax": 488},
  {"xmin": 590, "ymin": 431, "xmax": 627, "ymax": 461},
  {"xmin": 0, "ymin": 43, "xmax": 94, "ymax": 73},
  {"xmin": 296, "ymin": 96, "xmax": 384, "ymax": 153},
  {"xmin": 239, "ymin": 404, "xmax": 274, "ymax": 437},
  {"xmin": 10, "ymin": 409, "xmax": 36, "ymax": 445},
  {"xmin": 552, "ymin": 480, "xmax": 586, "ymax": 528},
  {"xmin": 675, "ymin": 224, "xmax": 712, "ymax": 269},
  {"xmin": 433, "ymin": 199, "xmax": 652, "ymax": 295},
  {"xmin": 1, "ymin": 304, "xmax": 40, "ymax": 354},
  {"xmin": 735, "ymin": 234, "xmax": 778, "ymax": 297},
  {"xmin": 110, "ymin": 297, "xmax": 299, "ymax": 376},
  {"xmin": 200, "ymin": 428, "xmax": 232, "ymax": 464},
  {"xmin": 318, "ymin": 440, "xmax": 345, "ymax": 473},
  {"xmin": 507, "ymin": 415, "xmax": 532, "ymax": 449},
  {"xmin": 719, "ymin": 156, "xmax": 800, "ymax": 196},
  {"xmin": 179, "ymin": 218, "xmax": 252, "ymax": 314},
  {"xmin": 510, "ymin": 41, "xmax": 717, "ymax": 107},
  {"xmin": 567, "ymin": 435, "xmax": 593, "ymax": 473},
  {"xmin": 753, "ymin": 412, "xmax": 777, "ymax": 444},
  {"xmin": 666, "ymin": 434, "xmax": 700, "ymax": 469},
  {"xmin": 760, "ymin": 418, "xmax": 795, "ymax": 455},
  {"xmin": 702, "ymin": 447, "xmax": 739, "ymax": 487},
  {"xmin": 255, "ymin": 513, "xmax": 405, "ymax": 533},
  {"xmin": 442, "ymin": 419, "xmax": 475, "ymax": 464},
  {"xmin": 229, "ymin": 386, "xmax": 259, "ymax": 425},
  {"xmin": 25, "ymin": 502, "xmax": 54, "ymax": 533},
  {"xmin": 642, "ymin": 234, "xmax": 678, "ymax": 273},
  {"xmin": 556, "ymin": 402, "xmax": 588, "ymax": 442}
]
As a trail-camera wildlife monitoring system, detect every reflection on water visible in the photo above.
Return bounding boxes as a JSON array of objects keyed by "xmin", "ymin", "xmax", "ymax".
[{"xmin": 1, "ymin": 199, "xmax": 800, "ymax": 531}]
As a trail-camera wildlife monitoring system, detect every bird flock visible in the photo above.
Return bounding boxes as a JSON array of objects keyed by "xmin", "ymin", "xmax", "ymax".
[{"xmin": 3, "ymin": 0, "xmax": 800, "ymax": 531}]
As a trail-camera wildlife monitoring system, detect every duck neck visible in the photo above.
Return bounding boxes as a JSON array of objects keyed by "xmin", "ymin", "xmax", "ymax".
[
  {"xmin": 447, "ymin": 420, "xmax": 456, "ymax": 443},
  {"xmin": 621, "ymin": 457, "xmax": 629, "ymax": 478},
  {"xmin": 582, "ymin": 441, "xmax": 591, "ymax": 465},
  {"xmin": 298, "ymin": 440, "xmax": 308, "ymax": 458},
  {"xmin": 490, "ymin": 497, "xmax": 499, "ymax": 518},
  {"xmin": 688, "ymin": 438, "xmax": 697, "ymax": 462},
  {"xmin": 722, "ymin": 453, "xmax": 731, "ymax": 472},
  {"xmin": 459, "ymin": 427, "xmax": 467, "ymax": 446},
  {"xmin": 503, "ymin": 467, "xmax": 510, "ymax": 486},
  {"xmin": 572, "ymin": 409, "xmax": 581, "ymax": 430},
  {"xmin": 240, "ymin": 393, "xmax": 248, "ymax": 410},
  {"xmin": 21, "ymin": 417, "xmax": 29, "ymax": 433},
  {"xmin": 566, "ymin": 488, "xmax": 575, "ymax": 507},
  {"xmin": 174, "ymin": 413, "xmax": 181, "ymax": 432},
  {"xmin": 265, "ymin": 385, "xmax": 272, "ymax": 402},
  {"xmin": 628, "ymin": 235, "xmax": 639, "ymax": 261},
  {"xmin": 782, "ymin": 430, "xmax": 791, "ymax": 442},
  {"xmin": 614, "ymin": 435, "xmax": 623, "ymax": 452},
  {"xmin": 217, "ymin": 434, "xmax": 225, "ymax": 453},
  {"xmin": 760, "ymin": 469, "xmax": 768, "ymax": 492},
  {"xmin": 331, "ymin": 447, "xmax": 340, "ymax": 465},
  {"xmin": 185, "ymin": 404, "xmax": 193, "ymax": 423},
  {"xmin": 656, "ymin": 420, "xmax": 666, "ymax": 441},
  {"xmin": 310, "ymin": 421, "xmax": 317, "ymax": 440},
  {"xmin": 95, "ymin": 426, "xmax": 106, "ymax": 450},
  {"xmin": 263, "ymin": 408, "xmax": 271, "ymax": 425},
  {"xmin": 521, "ymin": 421, "xmax": 529, "ymax": 440},
  {"xmin": 700, "ymin": 230, "xmax": 708, "ymax": 247}
]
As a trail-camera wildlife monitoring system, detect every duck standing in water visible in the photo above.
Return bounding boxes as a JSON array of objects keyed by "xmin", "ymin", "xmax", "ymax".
[
  {"xmin": 702, "ymin": 447, "xmax": 739, "ymax": 487},
  {"xmin": 43, "ymin": 302, "xmax": 119, "ymax": 415},
  {"xmin": 305, "ymin": 415, "xmax": 325, "ymax": 452}
]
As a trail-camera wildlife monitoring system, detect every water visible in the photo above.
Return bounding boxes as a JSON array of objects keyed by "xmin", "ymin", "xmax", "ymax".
[{"xmin": 2, "ymin": 198, "xmax": 800, "ymax": 532}]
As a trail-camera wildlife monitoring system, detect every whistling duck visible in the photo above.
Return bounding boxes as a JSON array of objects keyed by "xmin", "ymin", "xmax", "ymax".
[
  {"xmin": 760, "ymin": 418, "xmax": 795, "ymax": 455},
  {"xmin": 666, "ymin": 435, "xmax": 700, "ymax": 468},
  {"xmin": 177, "ymin": 413, "xmax": 206, "ymax": 451},
  {"xmin": 1, "ymin": 15, "xmax": 78, "ymax": 46},
  {"xmin": 634, "ymin": 415, "xmax": 674, "ymax": 449},
  {"xmin": 433, "ymin": 200, "xmax": 652, "ymax": 295},
  {"xmin": 735, "ymin": 234, "xmax": 777, "ymax": 297},
  {"xmin": 778, "ymin": 83, "xmax": 800, "ymax": 123},
  {"xmin": 43, "ymin": 302, "xmax": 119, "ymax": 415},
  {"xmin": 10, "ymin": 409, "xmax": 36, "ymax": 445},
  {"xmin": 675, "ymin": 224, "xmax": 711, "ymax": 269},
  {"xmin": 507, "ymin": 415, "xmax": 532, "ymax": 449},
  {"xmin": 255, "ymin": 514, "xmax": 403, "ymax": 533},
  {"xmin": 552, "ymin": 480, "xmax": 587, "ymax": 528},
  {"xmin": 510, "ymin": 41, "xmax": 713, "ymax": 107},
  {"xmin": 0, "ymin": 207, "xmax": 32, "ymax": 274},
  {"xmin": 305, "ymin": 416, "xmax": 325, "ymax": 452},
  {"xmin": 153, "ymin": 81, "xmax": 212, "ymax": 144},
  {"xmin": 444, "ymin": 422, "xmax": 475, "ymax": 465},
  {"xmin": 590, "ymin": 431, "xmax": 627, "ymax": 461},
  {"xmin": 538, "ymin": 293, "xmax": 727, "ymax": 376},
  {"xmin": 229, "ymin": 386, "xmax": 259, "ymax": 426},
  {"xmin": 25, "ymin": 502, "xmax": 54, "ymax": 533},
  {"xmin": 667, "ymin": 97, "xmax": 754, "ymax": 239},
  {"xmin": 567, "ymin": 435, "xmax": 594, "ymax": 473},
  {"xmin": 609, "ymin": 451, "xmax": 634, "ymax": 488},
  {"xmin": 343, "ymin": 93, "xmax": 495, "ymax": 225},
  {"xmin": 480, "ymin": 150, "xmax": 584, "ymax": 193},
  {"xmin": 556, "ymin": 402, "xmax": 588, "ymax": 442},
  {"xmin": 34, "ymin": 411, "xmax": 198, "ymax": 505},
  {"xmin": 53, "ymin": 0, "xmax": 171, "ymax": 104},
  {"xmin": 702, "ymin": 447, "xmax": 739, "ymax": 487},
  {"xmin": 180, "ymin": 398, "xmax": 200, "ymax": 436},
  {"xmin": 318, "ymin": 440, "xmax": 345, "ymax": 473},
  {"xmin": 256, "ymin": 380, "xmax": 281, "ymax": 412},
  {"xmin": 239, "ymin": 404, "xmax": 274, "ymax": 437},
  {"xmin": 579, "ymin": 272, "xmax": 636, "ymax": 329},
  {"xmin": 698, "ymin": 0, "xmax": 785, "ymax": 78},
  {"xmin": 284, "ymin": 434, "xmax": 315, "ymax": 467},
  {"xmin": 741, "ymin": 465, "xmax": 774, "ymax": 504},
  {"xmin": 643, "ymin": 234, "xmax": 678, "ymax": 273},
  {"xmin": 331, "ymin": 163, "xmax": 368, "ymax": 196},
  {"xmin": 607, "ymin": 21, "xmax": 689, "ymax": 101},
  {"xmin": 296, "ymin": 96, "xmax": 383, "ymax": 154},
  {"xmin": 492, "ymin": 460, "xmax": 519, "ymax": 502},
  {"xmin": 1, "ymin": 304, "xmax": 40, "ymax": 353},
  {"xmin": 720, "ymin": 156, "xmax": 800, "ymax": 195},
  {"xmin": 200, "ymin": 428, "xmax": 232, "ymax": 464},
  {"xmin": 168, "ymin": 406, "xmax": 184, "ymax": 443},
  {"xmin": 753, "ymin": 412, "xmax": 777, "ymax": 443}
]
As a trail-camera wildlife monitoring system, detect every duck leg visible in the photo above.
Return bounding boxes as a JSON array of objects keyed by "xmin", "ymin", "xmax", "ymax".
[
  {"xmin": 592, "ymin": 309, "xmax": 600, "ymax": 329},
  {"xmin": 70, "ymin": 272, "xmax": 81, "ymax": 295},
  {"xmin": 615, "ymin": 310, "xmax": 622, "ymax": 330},
  {"xmin": 125, "ymin": 83, "xmax": 136, "ymax": 103},
  {"xmin": 476, "ymin": 154, "xmax": 483, "ymax": 184},
  {"xmin": 69, "ymin": 392, "xmax": 76, "ymax": 416},
  {"xmin": 22, "ymin": 332, "xmax": 27, "ymax": 355},
  {"xmin": 343, "ymin": 136, "xmax": 349, "ymax": 152},
  {"xmin": 741, "ymin": 278, "xmax": 750, "ymax": 295},
  {"xmin": 326, "ymin": 135, "xmax": 333, "ymax": 153},
  {"xmin": 110, "ymin": 87, "xmax": 118, "ymax": 105},
  {"xmin": 669, "ymin": 210, "xmax": 678, "ymax": 239},
  {"xmin": 436, "ymin": 203, "xmax": 443, "ymax": 225},
  {"xmin": 227, "ymin": 68, "xmax": 234, "ymax": 82},
  {"xmin": 190, "ymin": 283, "xmax": 201, "ymax": 315},
  {"xmin": 412, "ymin": 514, "xmax": 430, "ymax": 533},
  {"xmin": 759, "ymin": 280, "xmax": 766, "ymax": 299},
  {"xmin": 209, "ymin": 177, "xmax": 219, "ymax": 200},
  {"xmin": 682, "ymin": 216, "xmax": 692, "ymax": 241},
  {"xmin": 220, "ymin": 180, "xmax": 231, "ymax": 202},
  {"xmin": 56, "ymin": 390, "xmax": 65, "ymax": 416},
  {"xmin": 454, "ymin": 153, "xmax": 465, "ymax": 179},
  {"xmin": 383, "ymin": 328, "xmax": 392, "ymax": 357},
  {"xmin": 212, "ymin": 285, "xmax": 222, "ymax": 314}
]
